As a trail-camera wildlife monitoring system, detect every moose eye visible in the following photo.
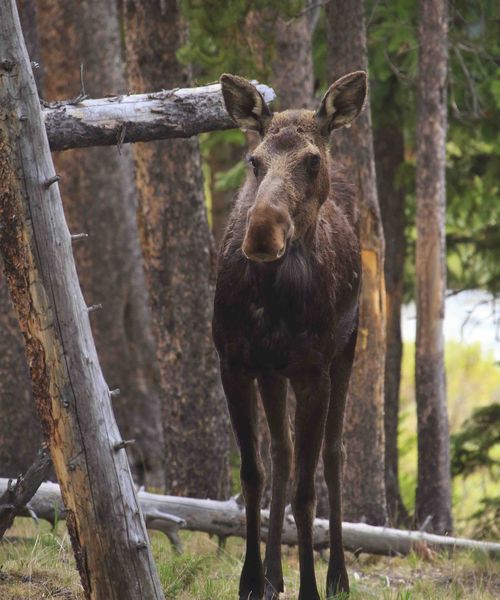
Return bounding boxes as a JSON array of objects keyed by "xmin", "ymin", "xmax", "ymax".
[
  {"xmin": 307, "ymin": 153, "xmax": 321, "ymax": 176},
  {"xmin": 248, "ymin": 155, "xmax": 259, "ymax": 178}
]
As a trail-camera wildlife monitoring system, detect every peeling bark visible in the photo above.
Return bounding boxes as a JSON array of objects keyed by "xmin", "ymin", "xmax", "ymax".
[
  {"xmin": 326, "ymin": 0, "xmax": 388, "ymax": 525},
  {"xmin": 415, "ymin": 0, "xmax": 452, "ymax": 535},
  {"xmin": 0, "ymin": 3, "xmax": 165, "ymax": 597},
  {"xmin": 374, "ymin": 84, "xmax": 410, "ymax": 527}
]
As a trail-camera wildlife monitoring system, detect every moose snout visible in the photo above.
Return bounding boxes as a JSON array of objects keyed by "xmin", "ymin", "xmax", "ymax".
[{"xmin": 242, "ymin": 202, "xmax": 292, "ymax": 263}]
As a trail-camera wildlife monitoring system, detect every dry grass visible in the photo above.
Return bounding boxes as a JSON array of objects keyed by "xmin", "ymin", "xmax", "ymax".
[{"xmin": 1, "ymin": 519, "xmax": 499, "ymax": 599}]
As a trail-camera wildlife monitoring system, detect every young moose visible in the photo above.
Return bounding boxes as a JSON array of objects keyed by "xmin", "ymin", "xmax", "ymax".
[{"xmin": 213, "ymin": 71, "xmax": 366, "ymax": 600}]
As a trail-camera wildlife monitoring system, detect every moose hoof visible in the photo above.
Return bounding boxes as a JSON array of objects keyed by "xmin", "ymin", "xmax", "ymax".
[
  {"xmin": 239, "ymin": 572, "xmax": 264, "ymax": 600},
  {"xmin": 326, "ymin": 568, "xmax": 350, "ymax": 598},
  {"xmin": 264, "ymin": 581, "xmax": 282, "ymax": 600}
]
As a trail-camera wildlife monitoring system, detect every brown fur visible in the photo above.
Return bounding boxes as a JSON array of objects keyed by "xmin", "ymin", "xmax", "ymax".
[{"xmin": 214, "ymin": 73, "xmax": 366, "ymax": 599}]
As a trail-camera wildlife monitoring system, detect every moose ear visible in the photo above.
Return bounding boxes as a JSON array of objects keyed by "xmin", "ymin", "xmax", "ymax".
[
  {"xmin": 220, "ymin": 74, "xmax": 272, "ymax": 135},
  {"xmin": 316, "ymin": 71, "xmax": 367, "ymax": 135}
]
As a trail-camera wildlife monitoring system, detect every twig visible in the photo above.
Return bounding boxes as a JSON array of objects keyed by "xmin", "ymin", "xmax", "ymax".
[
  {"xmin": 452, "ymin": 45, "xmax": 482, "ymax": 118},
  {"xmin": 79, "ymin": 63, "xmax": 86, "ymax": 99},
  {"xmin": 39, "ymin": 63, "xmax": 88, "ymax": 109},
  {"xmin": 383, "ymin": 49, "xmax": 413, "ymax": 83},
  {"xmin": 284, "ymin": 0, "xmax": 331, "ymax": 26},
  {"xmin": 0, "ymin": 447, "xmax": 52, "ymax": 540},
  {"xmin": 460, "ymin": 298, "xmax": 491, "ymax": 339},
  {"xmin": 366, "ymin": 0, "xmax": 382, "ymax": 29}
]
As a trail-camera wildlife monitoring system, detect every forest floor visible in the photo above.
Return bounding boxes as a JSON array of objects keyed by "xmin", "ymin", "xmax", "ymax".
[{"xmin": 0, "ymin": 520, "xmax": 499, "ymax": 599}]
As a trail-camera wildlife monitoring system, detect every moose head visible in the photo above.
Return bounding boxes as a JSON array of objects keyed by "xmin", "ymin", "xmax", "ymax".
[{"xmin": 220, "ymin": 72, "xmax": 366, "ymax": 263}]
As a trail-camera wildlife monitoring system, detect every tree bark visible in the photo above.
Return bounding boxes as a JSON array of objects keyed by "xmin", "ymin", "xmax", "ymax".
[
  {"xmin": 0, "ymin": 0, "xmax": 44, "ymax": 480},
  {"xmin": 374, "ymin": 79, "xmax": 410, "ymax": 527},
  {"xmin": 271, "ymin": 8, "xmax": 315, "ymax": 111},
  {"xmin": 207, "ymin": 144, "xmax": 237, "ymax": 249},
  {"xmin": 123, "ymin": 0, "xmax": 231, "ymax": 499},
  {"xmin": 42, "ymin": 83, "xmax": 275, "ymax": 152},
  {"xmin": 326, "ymin": 0, "xmax": 388, "ymax": 525},
  {"xmin": 0, "ymin": 2, "xmax": 165, "ymax": 597},
  {"xmin": 7, "ymin": 480, "xmax": 500, "ymax": 559},
  {"xmin": 37, "ymin": 0, "xmax": 165, "ymax": 488},
  {"xmin": 415, "ymin": 0, "xmax": 452, "ymax": 535},
  {"xmin": 0, "ymin": 258, "xmax": 43, "ymax": 478}
]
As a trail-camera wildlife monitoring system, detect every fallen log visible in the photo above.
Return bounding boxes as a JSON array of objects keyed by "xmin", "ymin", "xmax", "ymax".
[
  {"xmin": 2, "ymin": 479, "xmax": 499, "ymax": 558},
  {"xmin": 43, "ymin": 82, "xmax": 275, "ymax": 151}
]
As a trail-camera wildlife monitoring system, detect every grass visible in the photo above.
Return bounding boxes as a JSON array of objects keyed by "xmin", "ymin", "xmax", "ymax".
[
  {"xmin": 1, "ymin": 520, "xmax": 499, "ymax": 599},
  {"xmin": 1, "ymin": 341, "xmax": 498, "ymax": 598}
]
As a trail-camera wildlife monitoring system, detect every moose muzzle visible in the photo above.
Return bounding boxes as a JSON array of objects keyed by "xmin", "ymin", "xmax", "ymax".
[{"xmin": 242, "ymin": 200, "xmax": 293, "ymax": 263}]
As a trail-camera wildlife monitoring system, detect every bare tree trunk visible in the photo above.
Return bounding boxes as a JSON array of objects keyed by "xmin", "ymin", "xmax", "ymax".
[
  {"xmin": 0, "ymin": 2, "xmax": 165, "ymax": 597},
  {"xmin": 37, "ymin": 0, "xmax": 165, "ymax": 488},
  {"xmin": 326, "ymin": 0, "xmax": 387, "ymax": 525},
  {"xmin": 123, "ymin": 0, "xmax": 231, "ymax": 499},
  {"xmin": 415, "ymin": 0, "xmax": 452, "ymax": 535},
  {"xmin": 0, "ymin": 0, "xmax": 44, "ymax": 480},
  {"xmin": 374, "ymin": 78, "xmax": 410, "ymax": 527}
]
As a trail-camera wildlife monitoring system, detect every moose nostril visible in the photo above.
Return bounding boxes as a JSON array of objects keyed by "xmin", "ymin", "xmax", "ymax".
[{"xmin": 276, "ymin": 245, "xmax": 286, "ymax": 258}]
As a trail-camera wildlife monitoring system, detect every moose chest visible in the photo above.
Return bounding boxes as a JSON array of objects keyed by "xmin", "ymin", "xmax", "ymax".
[
  {"xmin": 243, "ymin": 299, "xmax": 322, "ymax": 372},
  {"xmin": 214, "ymin": 252, "xmax": 336, "ymax": 374}
]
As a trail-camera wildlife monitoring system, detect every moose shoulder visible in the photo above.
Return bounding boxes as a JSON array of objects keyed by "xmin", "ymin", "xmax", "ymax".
[{"xmin": 212, "ymin": 72, "xmax": 366, "ymax": 600}]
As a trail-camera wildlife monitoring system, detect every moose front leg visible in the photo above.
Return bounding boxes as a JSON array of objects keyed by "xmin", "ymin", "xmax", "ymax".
[
  {"xmin": 324, "ymin": 330, "xmax": 357, "ymax": 598},
  {"xmin": 290, "ymin": 370, "xmax": 331, "ymax": 600},
  {"xmin": 258, "ymin": 374, "xmax": 292, "ymax": 600},
  {"xmin": 220, "ymin": 362, "xmax": 264, "ymax": 600}
]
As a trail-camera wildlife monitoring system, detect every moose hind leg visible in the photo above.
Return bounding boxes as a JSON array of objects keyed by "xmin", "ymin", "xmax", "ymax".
[
  {"xmin": 258, "ymin": 374, "xmax": 292, "ymax": 600},
  {"xmin": 324, "ymin": 331, "xmax": 357, "ymax": 598},
  {"xmin": 220, "ymin": 363, "xmax": 264, "ymax": 600},
  {"xmin": 290, "ymin": 370, "xmax": 331, "ymax": 600}
]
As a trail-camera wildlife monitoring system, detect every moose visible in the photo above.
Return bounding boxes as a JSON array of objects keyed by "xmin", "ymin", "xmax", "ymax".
[{"xmin": 213, "ymin": 71, "xmax": 367, "ymax": 600}]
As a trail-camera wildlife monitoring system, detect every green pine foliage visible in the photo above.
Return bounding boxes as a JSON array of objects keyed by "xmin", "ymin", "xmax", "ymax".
[
  {"xmin": 179, "ymin": 0, "xmax": 302, "ymax": 82},
  {"xmin": 451, "ymin": 404, "xmax": 500, "ymax": 539},
  {"xmin": 451, "ymin": 404, "xmax": 500, "ymax": 478},
  {"xmin": 366, "ymin": 0, "xmax": 500, "ymax": 296}
]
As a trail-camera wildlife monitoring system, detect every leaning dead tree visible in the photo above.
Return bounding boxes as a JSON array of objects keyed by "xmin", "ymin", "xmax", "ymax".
[
  {"xmin": 4, "ymin": 480, "xmax": 500, "ymax": 559},
  {"xmin": 43, "ymin": 82, "xmax": 275, "ymax": 151},
  {"xmin": 0, "ymin": 2, "xmax": 164, "ymax": 599}
]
